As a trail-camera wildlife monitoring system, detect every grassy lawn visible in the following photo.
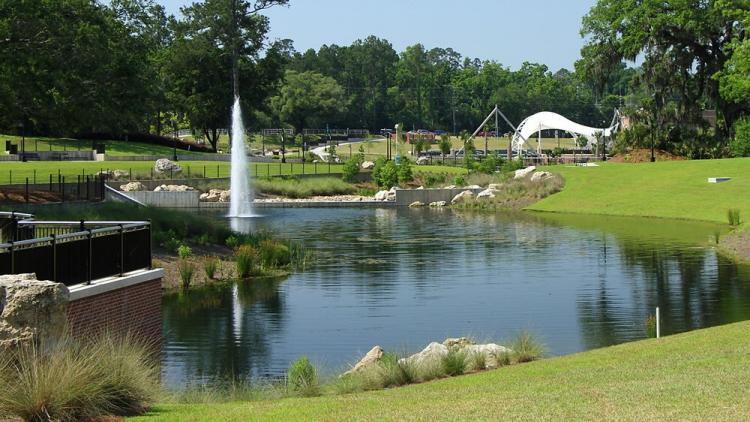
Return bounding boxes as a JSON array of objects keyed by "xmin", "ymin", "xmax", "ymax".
[
  {"xmin": 531, "ymin": 158, "xmax": 750, "ymax": 224},
  {"xmin": 131, "ymin": 320, "xmax": 750, "ymax": 421},
  {"xmin": 0, "ymin": 134, "xmax": 206, "ymax": 157}
]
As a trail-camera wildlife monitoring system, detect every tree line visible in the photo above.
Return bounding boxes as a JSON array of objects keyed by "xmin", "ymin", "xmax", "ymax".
[{"xmin": 2, "ymin": 0, "xmax": 750, "ymax": 157}]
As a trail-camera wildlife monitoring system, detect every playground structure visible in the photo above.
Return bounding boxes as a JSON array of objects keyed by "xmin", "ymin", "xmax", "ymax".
[{"xmin": 463, "ymin": 106, "xmax": 621, "ymax": 158}]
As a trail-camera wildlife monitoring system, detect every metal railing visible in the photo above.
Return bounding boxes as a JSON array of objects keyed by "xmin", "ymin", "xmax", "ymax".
[{"xmin": 0, "ymin": 217, "xmax": 152, "ymax": 287}]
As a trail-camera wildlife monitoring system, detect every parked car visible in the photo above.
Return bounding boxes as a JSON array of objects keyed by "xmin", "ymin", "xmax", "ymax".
[{"xmin": 433, "ymin": 129, "xmax": 448, "ymax": 136}]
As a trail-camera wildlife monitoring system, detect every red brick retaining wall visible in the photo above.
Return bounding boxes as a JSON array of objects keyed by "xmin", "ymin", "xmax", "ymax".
[{"xmin": 67, "ymin": 277, "xmax": 162, "ymax": 343}]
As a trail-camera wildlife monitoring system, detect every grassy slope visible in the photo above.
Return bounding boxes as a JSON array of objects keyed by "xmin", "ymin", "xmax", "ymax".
[
  {"xmin": 530, "ymin": 158, "xmax": 750, "ymax": 224},
  {"xmin": 132, "ymin": 321, "xmax": 750, "ymax": 421}
]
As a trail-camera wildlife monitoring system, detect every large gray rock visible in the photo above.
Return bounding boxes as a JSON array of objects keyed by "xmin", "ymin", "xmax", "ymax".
[
  {"xmin": 409, "ymin": 201, "xmax": 425, "ymax": 208},
  {"xmin": 451, "ymin": 190, "xmax": 475, "ymax": 204},
  {"xmin": 443, "ymin": 337, "xmax": 475, "ymax": 349},
  {"xmin": 343, "ymin": 345, "xmax": 384, "ymax": 376},
  {"xmin": 0, "ymin": 274, "xmax": 69, "ymax": 349},
  {"xmin": 374, "ymin": 190, "xmax": 389, "ymax": 201},
  {"xmin": 120, "ymin": 181, "xmax": 146, "ymax": 192},
  {"xmin": 154, "ymin": 158, "xmax": 182, "ymax": 174},
  {"xmin": 416, "ymin": 156, "xmax": 430, "ymax": 165},
  {"xmin": 154, "ymin": 184, "xmax": 194, "ymax": 192},
  {"xmin": 399, "ymin": 342, "xmax": 449, "ymax": 367},
  {"xmin": 361, "ymin": 161, "xmax": 375, "ymax": 170},
  {"xmin": 464, "ymin": 344, "xmax": 513, "ymax": 369},
  {"xmin": 477, "ymin": 188, "xmax": 498, "ymax": 200},
  {"xmin": 530, "ymin": 171, "xmax": 553, "ymax": 182},
  {"xmin": 429, "ymin": 201, "xmax": 447, "ymax": 207},
  {"xmin": 514, "ymin": 166, "xmax": 536, "ymax": 179}
]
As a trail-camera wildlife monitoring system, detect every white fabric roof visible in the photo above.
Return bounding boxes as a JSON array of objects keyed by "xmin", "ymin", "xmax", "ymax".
[{"xmin": 513, "ymin": 111, "xmax": 617, "ymax": 151}]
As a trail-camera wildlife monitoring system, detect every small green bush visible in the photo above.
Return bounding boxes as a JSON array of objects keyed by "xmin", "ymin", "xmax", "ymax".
[
  {"xmin": 397, "ymin": 158, "xmax": 414, "ymax": 185},
  {"xmin": 178, "ymin": 260, "xmax": 194, "ymax": 290},
  {"xmin": 235, "ymin": 245, "xmax": 259, "ymax": 278},
  {"xmin": 287, "ymin": 356, "xmax": 319, "ymax": 397},
  {"xmin": 225, "ymin": 235, "xmax": 240, "ymax": 250},
  {"xmin": 510, "ymin": 331, "xmax": 546, "ymax": 363},
  {"xmin": 342, "ymin": 153, "xmax": 363, "ymax": 183},
  {"xmin": 203, "ymin": 257, "xmax": 219, "ymax": 280},
  {"xmin": 177, "ymin": 244, "xmax": 192, "ymax": 259},
  {"xmin": 372, "ymin": 157, "xmax": 398, "ymax": 188},
  {"xmin": 728, "ymin": 208, "xmax": 741, "ymax": 226},
  {"xmin": 453, "ymin": 176, "xmax": 465, "ymax": 187}
]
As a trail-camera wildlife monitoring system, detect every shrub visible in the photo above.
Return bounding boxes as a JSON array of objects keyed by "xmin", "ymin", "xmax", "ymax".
[
  {"xmin": 510, "ymin": 331, "xmax": 546, "ymax": 363},
  {"xmin": 475, "ymin": 154, "xmax": 504, "ymax": 174},
  {"xmin": 225, "ymin": 235, "xmax": 240, "ymax": 250},
  {"xmin": 287, "ymin": 356, "xmax": 319, "ymax": 397},
  {"xmin": 235, "ymin": 245, "xmax": 259, "ymax": 278},
  {"xmin": 466, "ymin": 351, "xmax": 487, "ymax": 372},
  {"xmin": 177, "ymin": 244, "xmax": 192, "ymax": 259},
  {"xmin": 453, "ymin": 176, "xmax": 465, "ymax": 187},
  {"xmin": 203, "ymin": 257, "xmax": 219, "ymax": 280},
  {"xmin": 163, "ymin": 236, "xmax": 182, "ymax": 254},
  {"xmin": 728, "ymin": 208, "xmax": 741, "ymax": 226},
  {"xmin": 397, "ymin": 158, "xmax": 414, "ymax": 185},
  {"xmin": 646, "ymin": 315, "xmax": 657, "ymax": 338},
  {"xmin": 730, "ymin": 117, "xmax": 750, "ymax": 157},
  {"xmin": 377, "ymin": 352, "xmax": 410, "ymax": 388},
  {"xmin": 372, "ymin": 158, "xmax": 398, "ymax": 188},
  {"xmin": 441, "ymin": 349, "xmax": 468, "ymax": 376},
  {"xmin": 259, "ymin": 239, "xmax": 291, "ymax": 268},
  {"xmin": 178, "ymin": 260, "xmax": 194, "ymax": 290},
  {"xmin": 0, "ymin": 333, "xmax": 158, "ymax": 421},
  {"xmin": 341, "ymin": 155, "xmax": 361, "ymax": 183}
]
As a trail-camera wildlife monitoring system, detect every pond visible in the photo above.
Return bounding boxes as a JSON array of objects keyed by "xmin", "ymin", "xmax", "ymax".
[{"xmin": 160, "ymin": 208, "xmax": 750, "ymax": 388}]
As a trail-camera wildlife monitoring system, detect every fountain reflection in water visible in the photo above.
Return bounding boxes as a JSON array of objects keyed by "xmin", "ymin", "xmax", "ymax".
[{"xmin": 229, "ymin": 97, "xmax": 254, "ymax": 218}]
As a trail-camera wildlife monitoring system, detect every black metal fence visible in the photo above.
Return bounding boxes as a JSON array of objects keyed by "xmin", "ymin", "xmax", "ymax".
[
  {"xmin": 0, "ymin": 218, "xmax": 151, "ymax": 287},
  {"xmin": 0, "ymin": 175, "xmax": 106, "ymax": 205}
]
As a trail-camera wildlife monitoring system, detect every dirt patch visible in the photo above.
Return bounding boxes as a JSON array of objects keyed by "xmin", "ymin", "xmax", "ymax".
[
  {"xmin": 0, "ymin": 188, "xmax": 62, "ymax": 204},
  {"xmin": 609, "ymin": 149, "xmax": 685, "ymax": 163},
  {"xmin": 718, "ymin": 229, "xmax": 750, "ymax": 264}
]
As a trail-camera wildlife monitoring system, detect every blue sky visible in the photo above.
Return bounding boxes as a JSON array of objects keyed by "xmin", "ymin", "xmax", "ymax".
[{"xmin": 159, "ymin": 0, "xmax": 597, "ymax": 71}]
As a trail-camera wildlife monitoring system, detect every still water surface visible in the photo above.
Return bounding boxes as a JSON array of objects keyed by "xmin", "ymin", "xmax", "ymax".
[{"xmin": 161, "ymin": 208, "xmax": 750, "ymax": 387}]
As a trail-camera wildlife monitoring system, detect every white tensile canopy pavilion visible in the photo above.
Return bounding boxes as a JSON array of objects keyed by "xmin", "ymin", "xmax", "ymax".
[
  {"xmin": 512, "ymin": 111, "xmax": 620, "ymax": 154},
  {"xmin": 462, "ymin": 106, "xmax": 620, "ymax": 157}
]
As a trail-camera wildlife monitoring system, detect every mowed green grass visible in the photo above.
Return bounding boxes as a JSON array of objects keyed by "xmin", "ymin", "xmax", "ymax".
[
  {"xmin": 0, "ymin": 134, "xmax": 205, "ymax": 157},
  {"xmin": 131, "ymin": 321, "xmax": 750, "ymax": 421},
  {"xmin": 530, "ymin": 158, "xmax": 750, "ymax": 224}
]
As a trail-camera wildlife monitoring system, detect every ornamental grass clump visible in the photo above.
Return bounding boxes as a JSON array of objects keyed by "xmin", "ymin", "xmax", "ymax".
[
  {"xmin": 0, "ymin": 333, "xmax": 159, "ymax": 421},
  {"xmin": 441, "ymin": 349, "xmax": 469, "ymax": 376},
  {"xmin": 203, "ymin": 256, "xmax": 219, "ymax": 280},
  {"xmin": 646, "ymin": 315, "xmax": 658, "ymax": 338},
  {"xmin": 287, "ymin": 356, "xmax": 320, "ymax": 397},
  {"xmin": 235, "ymin": 245, "xmax": 260, "ymax": 278},
  {"xmin": 177, "ymin": 244, "xmax": 194, "ymax": 290},
  {"xmin": 510, "ymin": 331, "xmax": 546, "ymax": 363},
  {"xmin": 728, "ymin": 208, "xmax": 741, "ymax": 226},
  {"xmin": 259, "ymin": 239, "xmax": 291, "ymax": 269}
]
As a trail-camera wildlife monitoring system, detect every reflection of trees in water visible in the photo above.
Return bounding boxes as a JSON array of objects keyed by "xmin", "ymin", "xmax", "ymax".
[
  {"xmin": 162, "ymin": 278, "xmax": 287, "ymax": 385},
  {"xmin": 576, "ymin": 235, "xmax": 750, "ymax": 350}
]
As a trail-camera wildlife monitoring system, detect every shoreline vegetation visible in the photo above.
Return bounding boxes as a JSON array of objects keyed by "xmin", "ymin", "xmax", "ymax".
[{"xmin": 130, "ymin": 320, "xmax": 750, "ymax": 421}]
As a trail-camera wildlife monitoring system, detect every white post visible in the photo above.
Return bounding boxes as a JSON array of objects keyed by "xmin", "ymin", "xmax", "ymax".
[
  {"xmin": 656, "ymin": 307, "xmax": 661, "ymax": 338},
  {"xmin": 538, "ymin": 123, "xmax": 542, "ymax": 156}
]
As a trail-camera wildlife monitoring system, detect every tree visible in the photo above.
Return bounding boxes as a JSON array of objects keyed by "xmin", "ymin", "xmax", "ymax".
[
  {"xmin": 439, "ymin": 135, "xmax": 452, "ymax": 162},
  {"xmin": 165, "ymin": 0, "xmax": 287, "ymax": 151},
  {"xmin": 730, "ymin": 117, "xmax": 750, "ymax": 157},
  {"xmin": 271, "ymin": 70, "xmax": 349, "ymax": 132}
]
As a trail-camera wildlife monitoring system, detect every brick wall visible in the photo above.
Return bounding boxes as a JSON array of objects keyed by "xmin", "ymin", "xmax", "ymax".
[{"xmin": 67, "ymin": 277, "xmax": 162, "ymax": 344}]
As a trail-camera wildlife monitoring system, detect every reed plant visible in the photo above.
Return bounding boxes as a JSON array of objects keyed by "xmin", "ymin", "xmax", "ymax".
[
  {"xmin": 510, "ymin": 331, "xmax": 546, "ymax": 363},
  {"xmin": 727, "ymin": 208, "xmax": 741, "ymax": 226},
  {"xmin": 203, "ymin": 256, "xmax": 220, "ymax": 280},
  {"xmin": 235, "ymin": 245, "xmax": 260, "ymax": 278},
  {"xmin": 287, "ymin": 356, "xmax": 320, "ymax": 397}
]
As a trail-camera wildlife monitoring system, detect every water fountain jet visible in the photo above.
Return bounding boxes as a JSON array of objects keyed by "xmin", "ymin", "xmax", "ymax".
[{"xmin": 229, "ymin": 96, "xmax": 254, "ymax": 217}]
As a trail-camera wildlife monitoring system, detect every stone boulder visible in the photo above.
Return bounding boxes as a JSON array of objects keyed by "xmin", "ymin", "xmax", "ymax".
[
  {"xmin": 409, "ymin": 201, "xmax": 425, "ymax": 208},
  {"xmin": 451, "ymin": 190, "xmax": 475, "ymax": 204},
  {"xmin": 199, "ymin": 189, "xmax": 225, "ymax": 202},
  {"xmin": 219, "ymin": 190, "xmax": 231, "ymax": 202},
  {"xmin": 154, "ymin": 158, "xmax": 182, "ymax": 174},
  {"xmin": 416, "ymin": 156, "xmax": 430, "ymax": 165},
  {"xmin": 429, "ymin": 201, "xmax": 447, "ymax": 207},
  {"xmin": 154, "ymin": 184, "xmax": 194, "ymax": 192},
  {"xmin": 120, "ymin": 181, "xmax": 145, "ymax": 192},
  {"xmin": 361, "ymin": 161, "xmax": 375, "ymax": 170},
  {"xmin": 0, "ymin": 274, "xmax": 69, "ymax": 349},
  {"xmin": 465, "ymin": 185, "xmax": 482, "ymax": 190},
  {"xmin": 443, "ymin": 185, "xmax": 457, "ymax": 189},
  {"xmin": 488, "ymin": 183, "xmax": 502, "ymax": 190},
  {"xmin": 398, "ymin": 342, "xmax": 449, "ymax": 367},
  {"xmin": 374, "ymin": 190, "xmax": 389, "ymax": 201},
  {"xmin": 477, "ymin": 188, "xmax": 498, "ymax": 200},
  {"xmin": 443, "ymin": 337, "xmax": 475, "ymax": 349},
  {"xmin": 343, "ymin": 345, "xmax": 384, "ymax": 376},
  {"xmin": 387, "ymin": 187, "xmax": 397, "ymax": 201},
  {"xmin": 464, "ymin": 343, "xmax": 513, "ymax": 369},
  {"xmin": 530, "ymin": 171, "xmax": 553, "ymax": 182},
  {"xmin": 97, "ymin": 169, "xmax": 130, "ymax": 179},
  {"xmin": 514, "ymin": 166, "xmax": 536, "ymax": 179}
]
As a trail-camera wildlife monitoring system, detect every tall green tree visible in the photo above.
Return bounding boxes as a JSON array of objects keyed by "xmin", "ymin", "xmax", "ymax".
[{"xmin": 271, "ymin": 70, "xmax": 349, "ymax": 132}]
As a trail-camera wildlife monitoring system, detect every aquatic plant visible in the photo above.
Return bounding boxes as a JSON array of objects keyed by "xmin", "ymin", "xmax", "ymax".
[
  {"xmin": 203, "ymin": 256, "xmax": 219, "ymax": 280},
  {"xmin": 287, "ymin": 356, "xmax": 320, "ymax": 397},
  {"xmin": 235, "ymin": 245, "xmax": 259, "ymax": 278},
  {"xmin": 510, "ymin": 331, "xmax": 546, "ymax": 363}
]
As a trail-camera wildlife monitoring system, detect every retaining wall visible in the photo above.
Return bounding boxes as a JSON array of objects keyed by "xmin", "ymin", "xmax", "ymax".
[
  {"xmin": 66, "ymin": 269, "xmax": 163, "ymax": 342},
  {"xmin": 395, "ymin": 188, "xmax": 484, "ymax": 207},
  {"xmin": 120, "ymin": 191, "xmax": 201, "ymax": 208}
]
